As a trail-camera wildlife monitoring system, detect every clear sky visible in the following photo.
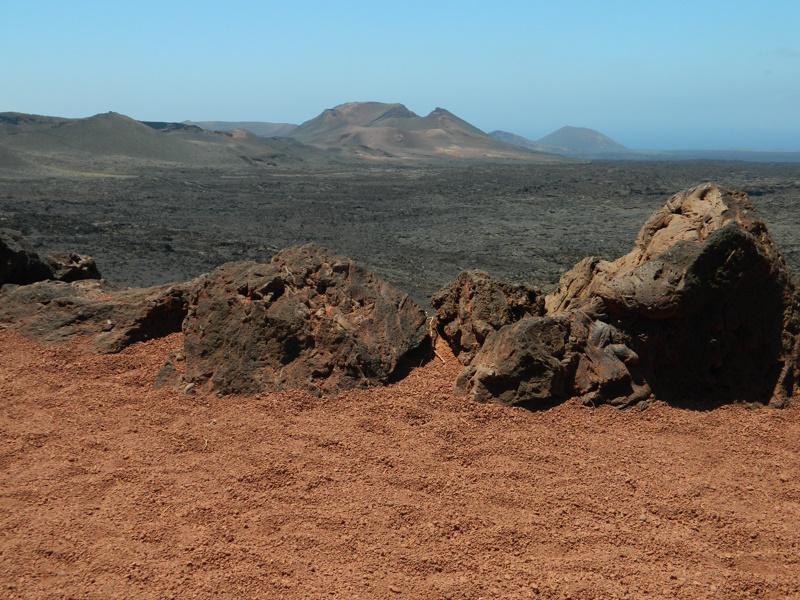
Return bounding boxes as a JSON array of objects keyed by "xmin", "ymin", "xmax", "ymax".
[{"xmin": 3, "ymin": 0, "xmax": 799, "ymax": 149}]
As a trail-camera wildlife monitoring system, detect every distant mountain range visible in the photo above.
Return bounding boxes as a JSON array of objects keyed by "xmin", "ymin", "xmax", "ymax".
[
  {"xmin": 2, "ymin": 105, "xmax": 798, "ymax": 175},
  {"xmin": 0, "ymin": 104, "xmax": 569, "ymax": 173},
  {"xmin": 286, "ymin": 101, "xmax": 563, "ymax": 162},
  {"xmin": 489, "ymin": 126, "xmax": 642, "ymax": 159},
  {"xmin": 0, "ymin": 111, "xmax": 339, "ymax": 173},
  {"xmin": 490, "ymin": 126, "xmax": 800, "ymax": 162}
]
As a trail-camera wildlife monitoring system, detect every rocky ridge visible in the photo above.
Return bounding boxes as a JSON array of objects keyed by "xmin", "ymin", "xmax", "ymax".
[
  {"xmin": 177, "ymin": 244, "xmax": 429, "ymax": 396},
  {"xmin": 452, "ymin": 184, "xmax": 800, "ymax": 408},
  {"xmin": 2, "ymin": 184, "xmax": 799, "ymax": 409}
]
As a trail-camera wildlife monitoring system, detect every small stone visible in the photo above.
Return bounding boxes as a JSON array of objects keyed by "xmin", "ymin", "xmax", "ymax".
[
  {"xmin": 389, "ymin": 585, "xmax": 402, "ymax": 593},
  {"xmin": 183, "ymin": 382, "xmax": 195, "ymax": 395}
]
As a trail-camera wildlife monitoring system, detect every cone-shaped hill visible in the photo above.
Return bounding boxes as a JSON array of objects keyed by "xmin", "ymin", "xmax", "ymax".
[
  {"xmin": 537, "ymin": 126, "xmax": 628, "ymax": 155},
  {"xmin": 289, "ymin": 102, "xmax": 567, "ymax": 163}
]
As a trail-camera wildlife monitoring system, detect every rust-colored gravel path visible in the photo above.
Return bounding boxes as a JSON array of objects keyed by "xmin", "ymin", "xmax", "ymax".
[{"xmin": 1, "ymin": 329, "xmax": 799, "ymax": 599}]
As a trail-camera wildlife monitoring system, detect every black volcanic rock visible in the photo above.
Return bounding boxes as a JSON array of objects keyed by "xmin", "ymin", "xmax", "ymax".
[
  {"xmin": 0, "ymin": 279, "xmax": 190, "ymax": 353},
  {"xmin": 454, "ymin": 314, "xmax": 574, "ymax": 405},
  {"xmin": 1, "ymin": 229, "xmax": 54, "ymax": 286},
  {"xmin": 1, "ymin": 229, "xmax": 101, "ymax": 286},
  {"xmin": 431, "ymin": 270, "xmax": 544, "ymax": 365},
  {"xmin": 458, "ymin": 184, "xmax": 800, "ymax": 409},
  {"xmin": 181, "ymin": 244, "xmax": 430, "ymax": 396},
  {"xmin": 43, "ymin": 252, "xmax": 102, "ymax": 283}
]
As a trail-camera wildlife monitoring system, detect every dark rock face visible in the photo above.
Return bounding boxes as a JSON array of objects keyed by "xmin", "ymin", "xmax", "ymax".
[
  {"xmin": 458, "ymin": 184, "xmax": 800, "ymax": 408},
  {"xmin": 454, "ymin": 310, "xmax": 652, "ymax": 408},
  {"xmin": 44, "ymin": 252, "xmax": 102, "ymax": 283},
  {"xmin": 1, "ymin": 228, "xmax": 56, "ymax": 286},
  {"xmin": 1, "ymin": 229, "xmax": 179, "ymax": 353},
  {"xmin": 0, "ymin": 279, "xmax": 190, "ymax": 353},
  {"xmin": 430, "ymin": 270, "xmax": 544, "ymax": 365},
  {"xmin": 454, "ymin": 314, "xmax": 573, "ymax": 405},
  {"xmin": 182, "ymin": 244, "xmax": 429, "ymax": 396},
  {"xmin": 1, "ymin": 228, "xmax": 101, "ymax": 286}
]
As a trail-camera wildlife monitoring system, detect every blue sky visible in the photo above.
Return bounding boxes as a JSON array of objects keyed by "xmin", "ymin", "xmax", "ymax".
[{"xmin": 3, "ymin": 0, "xmax": 799, "ymax": 149}]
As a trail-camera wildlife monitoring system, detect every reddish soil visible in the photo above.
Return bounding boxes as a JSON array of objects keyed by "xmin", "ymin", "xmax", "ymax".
[{"xmin": 1, "ymin": 329, "xmax": 799, "ymax": 599}]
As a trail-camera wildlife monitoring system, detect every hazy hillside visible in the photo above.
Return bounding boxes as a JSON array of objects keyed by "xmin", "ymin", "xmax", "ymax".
[
  {"xmin": 493, "ymin": 123, "xmax": 800, "ymax": 162},
  {"xmin": 187, "ymin": 121, "xmax": 298, "ymax": 137},
  {"xmin": 537, "ymin": 126, "xmax": 628, "ymax": 156},
  {"xmin": 289, "ymin": 102, "xmax": 566, "ymax": 163},
  {"xmin": 0, "ymin": 145, "xmax": 33, "ymax": 172},
  {"xmin": 0, "ymin": 112, "xmax": 208, "ymax": 162},
  {"xmin": 0, "ymin": 111, "xmax": 337, "ymax": 173},
  {"xmin": 489, "ymin": 130, "xmax": 548, "ymax": 152},
  {"xmin": 0, "ymin": 112, "xmax": 74, "ymax": 135}
]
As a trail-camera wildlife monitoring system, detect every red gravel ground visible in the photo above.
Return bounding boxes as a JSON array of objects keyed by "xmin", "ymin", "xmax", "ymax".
[{"xmin": 1, "ymin": 329, "xmax": 799, "ymax": 599}]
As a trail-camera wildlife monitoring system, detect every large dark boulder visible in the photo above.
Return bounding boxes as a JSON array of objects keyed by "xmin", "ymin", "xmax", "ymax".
[
  {"xmin": 182, "ymin": 244, "xmax": 429, "ymax": 396},
  {"xmin": 458, "ymin": 184, "xmax": 800, "ymax": 408},
  {"xmin": 1, "ymin": 229, "xmax": 55, "ymax": 286},
  {"xmin": 43, "ymin": 252, "xmax": 102, "ymax": 283},
  {"xmin": 1, "ymin": 228, "xmax": 101, "ymax": 286},
  {"xmin": 0, "ymin": 279, "xmax": 190, "ymax": 353},
  {"xmin": 454, "ymin": 310, "xmax": 651, "ymax": 408},
  {"xmin": 454, "ymin": 314, "xmax": 573, "ymax": 405},
  {"xmin": 431, "ymin": 270, "xmax": 543, "ymax": 365}
]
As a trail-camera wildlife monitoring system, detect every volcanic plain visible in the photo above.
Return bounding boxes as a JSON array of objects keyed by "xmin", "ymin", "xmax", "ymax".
[
  {"xmin": 3, "ymin": 160, "xmax": 800, "ymax": 306},
  {"xmin": 2, "ymin": 147, "xmax": 800, "ymax": 598}
]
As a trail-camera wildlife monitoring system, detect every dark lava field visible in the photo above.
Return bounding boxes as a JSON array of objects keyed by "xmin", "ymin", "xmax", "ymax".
[{"xmin": 2, "ymin": 161, "xmax": 800, "ymax": 305}]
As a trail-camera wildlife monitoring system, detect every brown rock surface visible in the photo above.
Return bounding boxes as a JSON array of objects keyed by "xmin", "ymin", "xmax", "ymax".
[
  {"xmin": 182, "ymin": 243, "xmax": 430, "ymax": 395},
  {"xmin": 43, "ymin": 251, "xmax": 102, "ymax": 283},
  {"xmin": 2, "ymin": 328, "xmax": 800, "ymax": 598},
  {"xmin": 1, "ymin": 228, "xmax": 59, "ymax": 286},
  {"xmin": 0, "ymin": 278, "xmax": 189, "ymax": 353},
  {"xmin": 1, "ymin": 228, "xmax": 101, "ymax": 286},
  {"xmin": 454, "ymin": 314, "xmax": 573, "ymax": 405},
  {"xmin": 461, "ymin": 184, "xmax": 800, "ymax": 408},
  {"xmin": 430, "ymin": 269, "xmax": 543, "ymax": 365},
  {"xmin": 455, "ymin": 310, "xmax": 651, "ymax": 408}
]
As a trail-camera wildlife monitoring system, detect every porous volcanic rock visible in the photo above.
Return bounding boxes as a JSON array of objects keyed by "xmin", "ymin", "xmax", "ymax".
[
  {"xmin": 430, "ymin": 270, "xmax": 544, "ymax": 365},
  {"xmin": 454, "ymin": 313, "xmax": 573, "ymax": 405},
  {"xmin": 458, "ymin": 184, "xmax": 800, "ymax": 408},
  {"xmin": 455, "ymin": 310, "xmax": 651, "ymax": 408},
  {"xmin": 43, "ymin": 252, "xmax": 102, "ymax": 283},
  {"xmin": 1, "ymin": 228, "xmax": 57, "ymax": 286},
  {"xmin": 0, "ymin": 278, "xmax": 190, "ymax": 353},
  {"xmin": 181, "ymin": 244, "xmax": 429, "ymax": 396},
  {"xmin": 1, "ymin": 228, "xmax": 101, "ymax": 285}
]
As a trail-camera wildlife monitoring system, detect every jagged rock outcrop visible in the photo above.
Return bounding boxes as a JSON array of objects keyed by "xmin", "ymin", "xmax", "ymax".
[
  {"xmin": 1, "ymin": 229, "xmax": 57, "ymax": 286},
  {"xmin": 181, "ymin": 243, "xmax": 429, "ymax": 396},
  {"xmin": 458, "ymin": 184, "xmax": 800, "ymax": 408},
  {"xmin": 1, "ymin": 228, "xmax": 101, "ymax": 286},
  {"xmin": 0, "ymin": 278, "xmax": 190, "ymax": 353},
  {"xmin": 1, "ymin": 239, "xmax": 430, "ymax": 394},
  {"xmin": 43, "ymin": 252, "xmax": 102, "ymax": 283},
  {"xmin": 455, "ymin": 310, "xmax": 651, "ymax": 408},
  {"xmin": 430, "ymin": 270, "xmax": 544, "ymax": 365},
  {"xmin": 454, "ymin": 314, "xmax": 573, "ymax": 405}
]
